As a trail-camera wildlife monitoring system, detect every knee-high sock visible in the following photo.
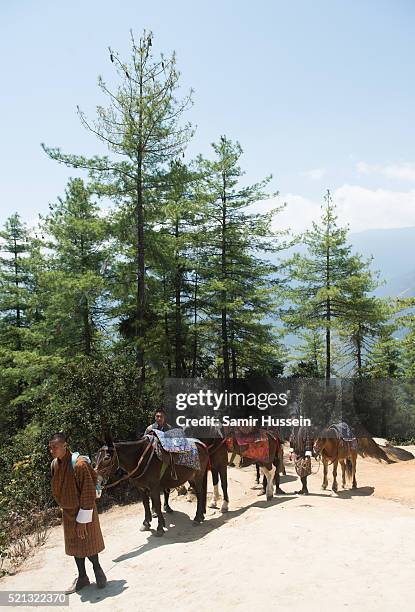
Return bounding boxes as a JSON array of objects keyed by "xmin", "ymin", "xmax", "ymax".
[
  {"xmin": 88, "ymin": 554, "xmax": 101, "ymax": 570},
  {"xmin": 75, "ymin": 557, "xmax": 87, "ymax": 578}
]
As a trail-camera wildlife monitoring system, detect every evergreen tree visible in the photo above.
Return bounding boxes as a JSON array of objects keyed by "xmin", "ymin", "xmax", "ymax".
[
  {"xmin": 40, "ymin": 178, "xmax": 110, "ymax": 357},
  {"xmin": 290, "ymin": 329, "xmax": 325, "ymax": 377},
  {"xmin": 0, "ymin": 215, "xmax": 51, "ymax": 430},
  {"xmin": 366, "ymin": 323, "xmax": 403, "ymax": 378},
  {"xmin": 42, "ymin": 30, "xmax": 193, "ymax": 382},
  {"xmin": 195, "ymin": 136, "xmax": 287, "ymax": 380},
  {"xmin": 284, "ymin": 190, "xmax": 381, "ymax": 379}
]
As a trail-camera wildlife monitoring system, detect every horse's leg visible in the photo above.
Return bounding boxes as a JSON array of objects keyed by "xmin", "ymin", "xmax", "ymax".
[
  {"xmin": 340, "ymin": 460, "xmax": 346, "ymax": 488},
  {"xmin": 280, "ymin": 447, "xmax": 286, "ymax": 476},
  {"xmin": 352, "ymin": 450, "xmax": 357, "ymax": 489},
  {"xmin": 209, "ymin": 468, "xmax": 220, "ymax": 509},
  {"xmin": 140, "ymin": 490, "xmax": 152, "ymax": 531},
  {"xmin": 150, "ymin": 485, "xmax": 165, "ymax": 536},
  {"xmin": 332, "ymin": 459, "xmax": 338, "ymax": 492},
  {"xmin": 275, "ymin": 451, "xmax": 286, "ymax": 494},
  {"xmin": 163, "ymin": 488, "xmax": 173, "ymax": 513},
  {"xmin": 259, "ymin": 473, "xmax": 266, "ymax": 495},
  {"xmin": 261, "ymin": 465, "xmax": 276, "ymax": 500},
  {"xmin": 255, "ymin": 463, "xmax": 260, "ymax": 484},
  {"xmin": 219, "ymin": 465, "xmax": 229, "ymax": 512},
  {"xmin": 193, "ymin": 472, "xmax": 206, "ymax": 524},
  {"xmin": 322, "ymin": 458, "xmax": 328, "ymax": 490}
]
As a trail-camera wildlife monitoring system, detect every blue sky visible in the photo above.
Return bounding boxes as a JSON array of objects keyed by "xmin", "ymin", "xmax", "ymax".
[{"xmin": 1, "ymin": 0, "xmax": 415, "ymax": 232}]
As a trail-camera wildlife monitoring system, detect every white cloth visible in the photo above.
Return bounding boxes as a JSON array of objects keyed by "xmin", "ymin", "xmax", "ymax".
[{"xmin": 76, "ymin": 508, "xmax": 93, "ymax": 523}]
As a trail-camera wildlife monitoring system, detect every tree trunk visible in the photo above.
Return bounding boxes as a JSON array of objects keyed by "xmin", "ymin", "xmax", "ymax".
[
  {"xmin": 174, "ymin": 218, "xmax": 183, "ymax": 377},
  {"xmin": 230, "ymin": 324, "xmax": 237, "ymax": 380},
  {"xmin": 191, "ymin": 271, "xmax": 198, "ymax": 378},
  {"xmin": 221, "ymin": 174, "xmax": 230, "ymax": 381}
]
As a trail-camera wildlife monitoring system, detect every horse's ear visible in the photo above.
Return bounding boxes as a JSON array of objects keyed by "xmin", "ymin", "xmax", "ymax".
[{"xmin": 103, "ymin": 429, "xmax": 113, "ymax": 447}]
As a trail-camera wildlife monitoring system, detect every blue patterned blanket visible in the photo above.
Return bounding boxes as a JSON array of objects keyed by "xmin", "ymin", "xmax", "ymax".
[
  {"xmin": 147, "ymin": 428, "xmax": 202, "ymax": 471},
  {"xmin": 330, "ymin": 422, "xmax": 357, "ymax": 448}
]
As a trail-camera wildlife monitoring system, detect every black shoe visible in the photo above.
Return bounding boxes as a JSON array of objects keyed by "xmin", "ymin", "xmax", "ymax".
[
  {"xmin": 65, "ymin": 575, "xmax": 90, "ymax": 594},
  {"xmin": 94, "ymin": 567, "xmax": 107, "ymax": 589}
]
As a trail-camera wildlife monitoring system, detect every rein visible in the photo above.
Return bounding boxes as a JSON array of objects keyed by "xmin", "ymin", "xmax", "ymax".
[{"xmin": 102, "ymin": 439, "xmax": 154, "ymax": 490}]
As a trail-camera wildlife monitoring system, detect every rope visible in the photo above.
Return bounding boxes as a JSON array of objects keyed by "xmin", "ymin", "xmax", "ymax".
[{"xmin": 103, "ymin": 440, "xmax": 153, "ymax": 489}]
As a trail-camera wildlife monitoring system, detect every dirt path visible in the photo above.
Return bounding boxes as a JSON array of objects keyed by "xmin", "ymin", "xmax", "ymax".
[{"xmin": 2, "ymin": 453, "xmax": 415, "ymax": 612}]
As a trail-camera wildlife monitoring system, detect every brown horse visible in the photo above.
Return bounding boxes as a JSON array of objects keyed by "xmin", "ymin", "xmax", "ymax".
[
  {"xmin": 227, "ymin": 429, "xmax": 281, "ymax": 500},
  {"xmin": 313, "ymin": 426, "xmax": 357, "ymax": 491},
  {"xmin": 95, "ymin": 435, "xmax": 209, "ymax": 536}
]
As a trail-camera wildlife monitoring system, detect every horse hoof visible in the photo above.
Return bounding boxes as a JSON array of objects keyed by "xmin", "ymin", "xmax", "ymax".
[
  {"xmin": 164, "ymin": 506, "xmax": 173, "ymax": 514},
  {"xmin": 275, "ymin": 488, "xmax": 286, "ymax": 495},
  {"xmin": 221, "ymin": 502, "xmax": 229, "ymax": 513},
  {"xmin": 209, "ymin": 502, "xmax": 218, "ymax": 509},
  {"xmin": 266, "ymin": 495, "xmax": 273, "ymax": 501},
  {"xmin": 321, "ymin": 485, "xmax": 327, "ymax": 490},
  {"xmin": 152, "ymin": 511, "xmax": 158, "ymax": 518},
  {"xmin": 155, "ymin": 530, "xmax": 164, "ymax": 537},
  {"xmin": 140, "ymin": 524, "xmax": 151, "ymax": 532}
]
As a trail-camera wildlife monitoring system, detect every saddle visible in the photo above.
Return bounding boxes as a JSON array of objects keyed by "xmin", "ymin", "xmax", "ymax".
[
  {"xmin": 228, "ymin": 429, "xmax": 271, "ymax": 463},
  {"xmin": 329, "ymin": 423, "xmax": 357, "ymax": 449},
  {"xmin": 146, "ymin": 429, "xmax": 203, "ymax": 476}
]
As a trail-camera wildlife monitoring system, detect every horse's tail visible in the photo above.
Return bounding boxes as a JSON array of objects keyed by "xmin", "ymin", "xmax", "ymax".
[{"xmin": 346, "ymin": 458, "xmax": 353, "ymax": 481}]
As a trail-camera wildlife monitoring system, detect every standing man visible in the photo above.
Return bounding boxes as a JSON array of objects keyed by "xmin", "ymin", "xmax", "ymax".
[
  {"xmin": 289, "ymin": 426, "xmax": 314, "ymax": 495},
  {"xmin": 144, "ymin": 409, "xmax": 173, "ymax": 513},
  {"xmin": 49, "ymin": 432, "xmax": 107, "ymax": 594}
]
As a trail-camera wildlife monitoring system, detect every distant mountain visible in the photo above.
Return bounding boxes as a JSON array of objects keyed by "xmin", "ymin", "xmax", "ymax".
[
  {"xmin": 273, "ymin": 226, "xmax": 415, "ymax": 298},
  {"xmin": 349, "ymin": 226, "xmax": 415, "ymax": 297}
]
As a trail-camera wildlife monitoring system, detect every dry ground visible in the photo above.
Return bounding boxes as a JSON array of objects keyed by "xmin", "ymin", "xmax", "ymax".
[{"xmin": 2, "ymin": 446, "xmax": 415, "ymax": 612}]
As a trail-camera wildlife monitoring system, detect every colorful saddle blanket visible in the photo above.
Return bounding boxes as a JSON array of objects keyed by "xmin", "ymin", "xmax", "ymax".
[
  {"xmin": 227, "ymin": 429, "xmax": 271, "ymax": 463},
  {"xmin": 330, "ymin": 422, "xmax": 357, "ymax": 448},
  {"xmin": 147, "ymin": 428, "xmax": 202, "ymax": 471}
]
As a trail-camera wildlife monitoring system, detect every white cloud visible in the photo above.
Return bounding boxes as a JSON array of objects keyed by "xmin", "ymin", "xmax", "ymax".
[
  {"xmin": 253, "ymin": 185, "xmax": 415, "ymax": 234},
  {"xmin": 356, "ymin": 161, "xmax": 415, "ymax": 182},
  {"xmin": 301, "ymin": 167, "xmax": 326, "ymax": 180},
  {"xmin": 334, "ymin": 184, "xmax": 415, "ymax": 232}
]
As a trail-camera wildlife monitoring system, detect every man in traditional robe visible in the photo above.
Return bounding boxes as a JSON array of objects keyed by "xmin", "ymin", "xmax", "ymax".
[
  {"xmin": 289, "ymin": 425, "xmax": 314, "ymax": 495},
  {"xmin": 144, "ymin": 409, "xmax": 174, "ymax": 513},
  {"xmin": 49, "ymin": 432, "xmax": 107, "ymax": 594},
  {"xmin": 144, "ymin": 408, "xmax": 173, "ymax": 434}
]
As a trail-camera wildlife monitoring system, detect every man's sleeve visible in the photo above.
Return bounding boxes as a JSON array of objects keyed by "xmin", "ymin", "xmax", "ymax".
[{"xmin": 74, "ymin": 460, "xmax": 96, "ymax": 523}]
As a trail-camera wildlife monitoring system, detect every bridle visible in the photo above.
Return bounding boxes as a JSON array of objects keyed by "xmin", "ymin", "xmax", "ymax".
[{"xmin": 95, "ymin": 439, "xmax": 154, "ymax": 490}]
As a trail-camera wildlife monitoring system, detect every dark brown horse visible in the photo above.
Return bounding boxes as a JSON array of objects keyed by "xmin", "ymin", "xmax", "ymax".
[
  {"xmin": 313, "ymin": 426, "xmax": 357, "ymax": 491},
  {"xmin": 95, "ymin": 435, "xmax": 209, "ymax": 536}
]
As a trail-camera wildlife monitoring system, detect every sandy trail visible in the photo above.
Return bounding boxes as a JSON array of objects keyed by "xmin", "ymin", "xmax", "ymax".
[{"xmin": 2, "ymin": 452, "xmax": 415, "ymax": 612}]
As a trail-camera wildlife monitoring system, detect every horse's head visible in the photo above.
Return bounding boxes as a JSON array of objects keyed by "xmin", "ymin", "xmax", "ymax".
[{"xmin": 94, "ymin": 435, "xmax": 119, "ymax": 488}]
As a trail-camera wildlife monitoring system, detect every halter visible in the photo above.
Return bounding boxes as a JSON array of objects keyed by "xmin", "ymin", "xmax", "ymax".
[{"xmin": 96, "ymin": 439, "xmax": 154, "ymax": 490}]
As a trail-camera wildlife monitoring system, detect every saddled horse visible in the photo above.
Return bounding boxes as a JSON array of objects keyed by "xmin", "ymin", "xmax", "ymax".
[
  {"xmin": 95, "ymin": 434, "xmax": 209, "ymax": 536},
  {"xmin": 313, "ymin": 424, "xmax": 358, "ymax": 491},
  {"xmin": 226, "ymin": 428, "xmax": 282, "ymax": 500},
  {"xmin": 256, "ymin": 440, "xmax": 286, "ymax": 491},
  {"xmin": 184, "ymin": 425, "xmax": 229, "ymax": 513}
]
